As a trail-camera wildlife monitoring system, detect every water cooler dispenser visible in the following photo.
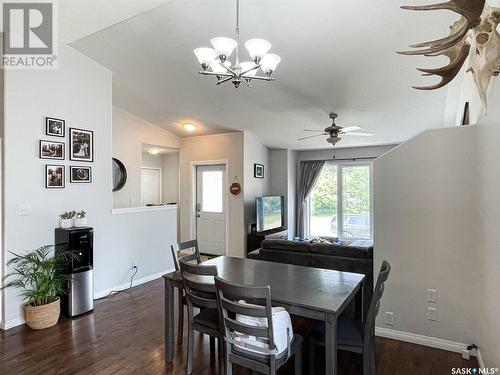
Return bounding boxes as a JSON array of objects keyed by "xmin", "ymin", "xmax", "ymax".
[{"xmin": 55, "ymin": 227, "xmax": 94, "ymax": 317}]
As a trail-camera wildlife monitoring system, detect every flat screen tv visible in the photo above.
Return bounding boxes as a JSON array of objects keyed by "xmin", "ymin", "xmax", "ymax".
[{"xmin": 256, "ymin": 196, "xmax": 285, "ymax": 233}]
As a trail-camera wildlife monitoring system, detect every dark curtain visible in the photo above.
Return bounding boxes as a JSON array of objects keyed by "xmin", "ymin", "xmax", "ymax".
[{"xmin": 295, "ymin": 160, "xmax": 325, "ymax": 237}]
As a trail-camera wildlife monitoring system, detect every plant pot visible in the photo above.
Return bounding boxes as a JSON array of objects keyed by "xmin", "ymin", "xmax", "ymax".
[
  {"xmin": 60, "ymin": 219, "xmax": 73, "ymax": 229},
  {"xmin": 74, "ymin": 218, "xmax": 87, "ymax": 227},
  {"xmin": 24, "ymin": 298, "xmax": 60, "ymax": 330}
]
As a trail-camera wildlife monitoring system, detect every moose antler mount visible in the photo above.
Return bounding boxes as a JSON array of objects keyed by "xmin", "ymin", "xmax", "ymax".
[{"xmin": 399, "ymin": 0, "xmax": 500, "ymax": 109}]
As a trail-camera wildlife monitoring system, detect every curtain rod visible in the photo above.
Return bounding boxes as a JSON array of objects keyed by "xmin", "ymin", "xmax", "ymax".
[{"xmin": 301, "ymin": 156, "xmax": 377, "ymax": 163}]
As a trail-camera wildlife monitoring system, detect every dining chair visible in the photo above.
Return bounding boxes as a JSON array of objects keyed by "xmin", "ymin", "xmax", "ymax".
[
  {"xmin": 179, "ymin": 258, "xmax": 223, "ymax": 375},
  {"xmin": 215, "ymin": 276, "xmax": 303, "ymax": 375},
  {"xmin": 170, "ymin": 240, "xmax": 202, "ymax": 345},
  {"xmin": 309, "ymin": 260, "xmax": 391, "ymax": 375}
]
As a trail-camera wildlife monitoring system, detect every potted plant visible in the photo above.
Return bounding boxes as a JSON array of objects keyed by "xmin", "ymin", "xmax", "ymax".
[
  {"xmin": 74, "ymin": 210, "xmax": 87, "ymax": 227},
  {"xmin": 60, "ymin": 211, "xmax": 75, "ymax": 229},
  {"xmin": 1, "ymin": 246, "xmax": 75, "ymax": 330}
]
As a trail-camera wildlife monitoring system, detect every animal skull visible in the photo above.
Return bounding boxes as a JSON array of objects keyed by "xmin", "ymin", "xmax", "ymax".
[
  {"xmin": 467, "ymin": 7, "xmax": 500, "ymax": 108},
  {"xmin": 399, "ymin": 1, "xmax": 500, "ymax": 109}
]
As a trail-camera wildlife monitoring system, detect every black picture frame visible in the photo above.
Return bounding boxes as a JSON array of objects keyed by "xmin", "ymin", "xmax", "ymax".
[
  {"xmin": 45, "ymin": 165, "xmax": 65, "ymax": 189},
  {"xmin": 254, "ymin": 163, "xmax": 264, "ymax": 179},
  {"xmin": 45, "ymin": 117, "xmax": 65, "ymax": 137},
  {"xmin": 39, "ymin": 140, "xmax": 65, "ymax": 160},
  {"xmin": 69, "ymin": 127, "xmax": 94, "ymax": 162},
  {"xmin": 461, "ymin": 102, "xmax": 470, "ymax": 126},
  {"xmin": 70, "ymin": 166, "xmax": 92, "ymax": 183}
]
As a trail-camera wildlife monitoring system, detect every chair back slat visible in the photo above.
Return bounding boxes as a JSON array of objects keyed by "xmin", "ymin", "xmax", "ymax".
[
  {"xmin": 364, "ymin": 260, "xmax": 391, "ymax": 338},
  {"xmin": 180, "ymin": 258, "xmax": 218, "ymax": 310},
  {"xmin": 221, "ymin": 298, "xmax": 268, "ymax": 318},
  {"xmin": 215, "ymin": 276, "xmax": 276, "ymax": 353},
  {"xmin": 170, "ymin": 239, "xmax": 201, "ymax": 271},
  {"xmin": 225, "ymin": 316, "xmax": 270, "ymax": 338}
]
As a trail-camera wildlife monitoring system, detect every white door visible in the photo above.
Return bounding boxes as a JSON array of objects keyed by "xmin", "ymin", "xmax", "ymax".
[
  {"xmin": 196, "ymin": 165, "xmax": 226, "ymax": 255},
  {"xmin": 141, "ymin": 168, "xmax": 161, "ymax": 205}
]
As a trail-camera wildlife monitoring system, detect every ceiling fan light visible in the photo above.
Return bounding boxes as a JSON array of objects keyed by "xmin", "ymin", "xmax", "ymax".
[
  {"xmin": 239, "ymin": 61, "xmax": 258, "ymax": 77},
  {"xmin": 194, "ymin": 48, "xmax": 216, "ymax": 68},
  {"xmin": 260, "ymin": 53, "xmax": 281, "ymax": 74},
  {"xmin": 245, "ymin": 38, "xmax": 272, "ymax": 63},
  {"xmin": 210, "ymin": 37, "xmax": 238, "ymax": 60}
]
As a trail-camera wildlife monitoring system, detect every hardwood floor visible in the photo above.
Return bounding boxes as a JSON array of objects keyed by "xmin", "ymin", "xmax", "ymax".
[{"xmin": 0, "ymin": 278, "xmax": 477, "ymax": 374}]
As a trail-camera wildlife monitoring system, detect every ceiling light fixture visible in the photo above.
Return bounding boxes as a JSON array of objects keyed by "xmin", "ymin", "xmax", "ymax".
[
  {"xmin": 183, "ymin": 123, "xmax": 197, "ymax": 132},
  {"xmin": 193, "ymin": 0, "xmax": 281, "ymax": 89},
  {"xmin": 147, "ymin": 148, "xmax": 160, "ymax": 155}
]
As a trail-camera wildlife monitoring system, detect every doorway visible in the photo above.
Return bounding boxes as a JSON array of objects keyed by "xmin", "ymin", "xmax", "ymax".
[
  {"xmin": 195, "ymin": 164, "xmax": 226, "ymax": 255},
  {"xmin": 141, "ymin": 167, "xmax": 162, "ymax": 205}
]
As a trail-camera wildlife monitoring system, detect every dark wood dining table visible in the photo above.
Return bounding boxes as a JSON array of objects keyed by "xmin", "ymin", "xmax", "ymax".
[{"xmin": 163, "ymin": 256, "xmax": 365, "ymax": 375}]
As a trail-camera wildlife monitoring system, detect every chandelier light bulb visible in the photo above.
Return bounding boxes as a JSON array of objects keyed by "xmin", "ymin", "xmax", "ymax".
[
  {"xmin": 210, "ymin": 60, "xmax": 231, "ymax": 74},
  {"xmin": 245, "ymin": 39, "xmax": 272, "ymax": 63},
  {"xmin": 260, "ymin": 53, "xmax": 281, "ymax": 75},
  {"xmin": 210, "ymin": 37, "xmax": 238, "ymax": 61},
  {"xmin": 193, "ymin": 48, "xmax": 216, "ymax": 69}
]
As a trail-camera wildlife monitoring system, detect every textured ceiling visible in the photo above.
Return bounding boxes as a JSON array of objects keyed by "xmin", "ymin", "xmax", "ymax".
[{"xmin": 70, "ymin": 0, "xmax": 458, "ymax": 149}]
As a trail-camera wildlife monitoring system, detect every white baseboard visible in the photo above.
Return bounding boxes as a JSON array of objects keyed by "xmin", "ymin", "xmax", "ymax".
[
  {"xmin": 0, "ymin": 269, "xmax": 174, "ymax": 331},
  {"xmin": 476, "ymin": 347, "xmax": 485, "ymax": 369},
  {"xmin": 94, "ymin": 268, "xmax": 173, "ymax": 299},
  {"xmin": 376, "ymin": 327, "xmax": 474, "ymax": 356}
]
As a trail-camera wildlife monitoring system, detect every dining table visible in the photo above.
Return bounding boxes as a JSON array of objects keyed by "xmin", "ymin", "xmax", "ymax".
[{"xmin": 163, "ymin": 255, "xmax": 365, "ymax": 375}]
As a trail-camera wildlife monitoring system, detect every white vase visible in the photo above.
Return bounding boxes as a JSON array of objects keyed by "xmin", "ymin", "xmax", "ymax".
[
  {"xmin": 74, "ymin": 218, "xmax": 87, "ymax": 227},
  {"xmin": 60, "ymin": 219, "xmax": 73, "ymax": 229}
]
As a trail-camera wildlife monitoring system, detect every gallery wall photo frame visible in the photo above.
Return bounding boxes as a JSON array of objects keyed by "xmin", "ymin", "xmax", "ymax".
[
  {"xmin": 69, "ymin": 127, "xmax": 94, "ymax": 162},
  {"xmin": 70, "ymin": 166, "xmax": 92, "ymax": 183},
  {"xmin": 46, "ymin": 117, "xmax": 65, "ymax": 137},
  {"xmin": 254, "ymin": 163, "xmax": 264, "ymax": 179},
  {"xmin": 39, "ymin": 140, "xmax": 65, "ymax": 160},
  {"xmin": 45, "ymin": 165, "xmax": 65, "ymax": 189}
]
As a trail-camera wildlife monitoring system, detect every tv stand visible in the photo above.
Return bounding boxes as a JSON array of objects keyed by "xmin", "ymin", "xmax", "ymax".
[{"xmin": 247, "ymin": 226, "xmax": 288, "ymax": 255}]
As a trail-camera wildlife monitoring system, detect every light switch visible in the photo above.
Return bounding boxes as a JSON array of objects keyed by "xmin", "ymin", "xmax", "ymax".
[{"xmin": 18, "ymin": 204, "xmax": 32, "ymax": 216}]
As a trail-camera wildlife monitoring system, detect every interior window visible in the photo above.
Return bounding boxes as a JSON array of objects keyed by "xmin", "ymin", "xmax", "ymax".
[{"xmin": 308, "ymin": 163, "xmax": 372, "ymax": 240}]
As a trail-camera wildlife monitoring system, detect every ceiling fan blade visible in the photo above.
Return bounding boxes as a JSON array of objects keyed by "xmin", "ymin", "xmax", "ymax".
[
  {"xmin": 303, "ymin": 129, "xmax": 325, "ymax": 132},
  {"xmin": 297, "ymin": 133, "xmax": 327, "ymax": 141},
  {"xmin": 341, "ymin": 126, "xmax": 361, "ymax": 132},
  {"xmin": 342, "ymin": 131, "xmax": 374, "ymax": 137}
]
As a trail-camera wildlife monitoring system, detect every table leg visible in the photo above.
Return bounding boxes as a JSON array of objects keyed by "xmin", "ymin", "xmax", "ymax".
[
  {"xmin": 325, "ymin": 312, "xmax": 337, "ymax": 375},
  {"xmin": 355, "ymin": 285, "xmax": 364, "ymax": 322},
  {"xmin": 165, "ymin": 280, "xmax": 174, "ymax": 363}
]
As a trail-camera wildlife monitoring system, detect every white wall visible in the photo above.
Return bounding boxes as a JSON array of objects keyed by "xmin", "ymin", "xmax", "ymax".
[
  {"xmin": 112, "ymin": 107, "xmax": 181, "ymax": 208},
  {"xmin": 179, "ymin": 132, "xmax": 245, "ymax": 258},
  {"xmin": 475, "ymin": 82, "xmax": 500, "ymax": 367},
  {"xmin": 162, "ymin": 153, "xmax": 180, "ymax": 204},
  {"xmin": 243, "ymin": 132, "xmax": 270, "ymax": 238},
  {"xmin": 2, "ymin": 45, "xmax": 178, "ymax": 329},
  {"xmin": 374, "ymin": 126, "xmax": 479, "ymax": 345}
]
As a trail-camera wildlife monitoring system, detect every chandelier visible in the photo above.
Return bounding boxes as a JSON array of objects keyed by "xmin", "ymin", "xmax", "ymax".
[{"xmin": 193, "ymin": 0, "xmax": 281, "ymax": 89}]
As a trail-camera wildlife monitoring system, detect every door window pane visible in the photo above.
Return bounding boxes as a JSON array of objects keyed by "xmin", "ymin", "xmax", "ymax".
[
  {"xmin": 202, "ymin": 171, "xmax": 223, "ymax": 212},
  {"xmin": 342, "ymin": 166, "xmax": 371, "ymax": 239},
  {"xmin": 309, "ymin": 165, "xmax": 337, "ymax": 237}
]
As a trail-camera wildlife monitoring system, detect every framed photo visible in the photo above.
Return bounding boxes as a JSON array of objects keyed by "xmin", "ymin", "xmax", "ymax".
[
  {"xmin": 70, "ymin": 166, "xmax": 92, "ymax": 183},
  {"xmin": 39, "ymin": 140, "xmax": 65, "ymax": 160},
  {"xmin": 254, "ymin": 163, "xmax": 264, "ymax": 179},
  {"xmin": 69, "ymin": 127, "xmax": 94, "ymax": 162},
  {"xmin": 45, "ymin": 165, "xmax": 65, "ymax": 189},
  {"xmin": 46, "ymin": 117, "xmax": 65, "ymax": 137}
]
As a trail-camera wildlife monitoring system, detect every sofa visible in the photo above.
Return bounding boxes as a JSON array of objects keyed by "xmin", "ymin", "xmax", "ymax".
[{"xmin": 247, "ymin": 239, "xmax": 373, "ymax": 319}]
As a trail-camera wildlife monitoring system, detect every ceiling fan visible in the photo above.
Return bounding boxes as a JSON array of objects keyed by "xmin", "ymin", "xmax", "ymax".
[{"xmin": 297, "ymin": 113, "xmax": 374, "ymax": 146}]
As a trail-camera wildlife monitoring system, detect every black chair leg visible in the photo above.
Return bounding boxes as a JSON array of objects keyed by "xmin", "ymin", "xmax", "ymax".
[
  {"xmin": 210, "ymin": 336, "xmax": 215, "ymax": 357},
  {"xmin": 295, "ymin": 344, "xmax": 302, "ymax": 375},
  {"xmin": 186, "ymin": 319, "xmax": 194, "ymax": 374},
  {"xmin": 177, "ymin": 288, "xmax": 184, "ymax": 345}
]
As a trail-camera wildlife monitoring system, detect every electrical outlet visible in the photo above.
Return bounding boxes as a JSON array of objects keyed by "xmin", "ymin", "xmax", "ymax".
[
  {"xmin": 130, "ymin": 198, "xmax": 135, "ymax": 206},
  {"xmin": 385, "ymin": 312, "xmax": 395, "ymax": 326},
  {"xmin": 427, "ymin": 307, "xmax": 438, "ymax": 321},
  {"xmin": 427, "ymin": 289, "xmax": 438, "ymax": 303},
  {"xmin": 18, "ymin": 204, "xmax": 32, "ymax": 216}
]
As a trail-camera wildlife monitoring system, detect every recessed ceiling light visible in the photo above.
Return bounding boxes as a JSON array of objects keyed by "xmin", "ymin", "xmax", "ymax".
[
  {"xmin": 147, "ymin": 148, "xmax": 159, "ymax": 155},
  {"xmin": 183, "ymin": 123, "xmax": 197, "ymax": 132}
]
